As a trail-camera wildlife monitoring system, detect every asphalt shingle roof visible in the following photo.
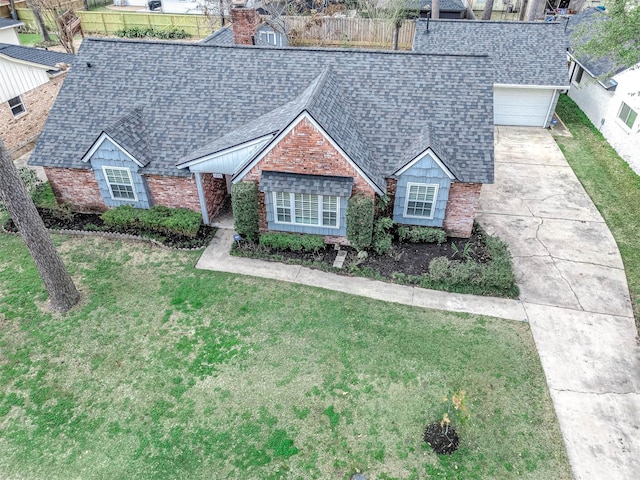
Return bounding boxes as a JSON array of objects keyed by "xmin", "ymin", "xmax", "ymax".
[
  {"xmin": 413, "ymin": 19, "xmax": 569, "ymax": 86},
  {"xmin": 30, "ymin": 38, "xmax": 495, "ymax": 184},
  {"xmin": 0, "ymin": 18, "xmax": 24, "ymax": 30},
  {"xmin": 200, "ymin": 25, "xmax": 270, "ymax": 46},
  {"xmin": 260, "ymin": 171, "xmax": 354, "ymax": 196},
  {"xmin": 102, "ymin": 107, "xmax": 152, "ymax": 167},
  {"xmin": 419, "ymin": 0, "xmax": 466, "ymax": 12},
  {"xmin": 565, "ymin": 8, "xmax": 627, "ymax": 88},
  {"xmin": 0, "ymin": 43, "xmax": 74, "ymax": 69}
]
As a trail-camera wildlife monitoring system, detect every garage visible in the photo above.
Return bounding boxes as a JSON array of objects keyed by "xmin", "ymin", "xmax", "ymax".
[{"xmin": 494, "ymin": 87, "xmax": 558, "ymax": 127}]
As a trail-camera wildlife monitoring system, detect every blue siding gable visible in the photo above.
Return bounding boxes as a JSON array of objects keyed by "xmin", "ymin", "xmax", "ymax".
[
  {"xmin": 89, "ymin": 138, "xmax": 151, "ymax": 209},
  {"xmin": 393, "ymin": 152, "xmax": 451, "ymax": 227}
]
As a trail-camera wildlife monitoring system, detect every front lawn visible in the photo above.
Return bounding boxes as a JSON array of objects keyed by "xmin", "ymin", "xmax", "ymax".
[
  {"xmin": 0, "ymin": 234, "xmax": 570, "ymax": 479},
  {"xmin": 554, "ymin": 95, "xmax": 640, "ymax": 325}
]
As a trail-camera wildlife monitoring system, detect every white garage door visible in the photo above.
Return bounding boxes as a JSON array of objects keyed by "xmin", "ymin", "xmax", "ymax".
[{"xmin": 494, "ymin": 87, "xmax": 556, "ymax": 127}]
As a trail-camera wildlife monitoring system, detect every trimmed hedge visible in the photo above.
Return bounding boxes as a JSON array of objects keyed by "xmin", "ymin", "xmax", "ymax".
[
  {"xmin": 101, "ymin": 205, "xmax": 201, "ymax": 238},
  {"xmin": 397, "ymin": 225, "xmax": 447, "ymax": 244},
  {"xmin": 259, "ymin": 233, "xmax": 325, "ymax": 253},
  {"xmin": 231, "ymin": 182, "xmax": 259, "ymax": 242},
  {"xmin": 346, "ymin": 194, "xmax": 374, "ymax": 251},
  {"xmin": 114, "ymin": 27, "xmax": 190, "ymax": 39}
]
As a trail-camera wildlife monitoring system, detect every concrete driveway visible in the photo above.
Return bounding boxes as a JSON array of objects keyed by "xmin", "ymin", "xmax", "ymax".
[{"xmin": 477, "ymin": 126, "xmax": 640, "ymax": 480}]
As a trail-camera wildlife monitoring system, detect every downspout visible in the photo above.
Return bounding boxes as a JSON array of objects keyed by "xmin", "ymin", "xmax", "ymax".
[{"xmin": 194, "ymin": 172, "xmax": 210, "ymax": 225}]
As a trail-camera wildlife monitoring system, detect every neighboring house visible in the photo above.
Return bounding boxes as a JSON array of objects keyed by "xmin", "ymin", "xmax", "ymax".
[
  {"xmin": 201, "ymin": 24, "xmax": 284, "ymax": 46},
  {"xmin": 0, "ymin": 18, "xmax": 23, "ymax": 45},
  {"xmin": 412, "ymin": 19, "xmax": 569, "ymax": 127},
  {"xmin": 566, "ymin": 8, "xmax": 640, "ymax": 173},
  {"xmin": 418, "ymin": 0, "xmax": 468, "ymax": 19},
  {"xmin": 29, "ymin": 12, "xmax": 498, "ymax": 239},
  {"xmin": 0, "ymin": 43, "xmax": 73, "ymax": 158}
]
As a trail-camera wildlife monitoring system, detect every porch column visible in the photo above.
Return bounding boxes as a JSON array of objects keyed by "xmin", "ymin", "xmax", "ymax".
[{"xmin": 194, "ymin": 172, "xmax": 210, "ymax": 225}]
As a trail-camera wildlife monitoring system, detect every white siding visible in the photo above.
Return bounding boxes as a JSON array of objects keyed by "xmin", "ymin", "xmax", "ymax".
[
  {"xmin": 0, "ymin": 57, "xmax": 49, "ymax": 103},
  {"xmin": 0, "ymin": 29, "xmax": 20, "ymax": 45},
  {"xmin": 569, "ymin": 64, "xmax": 640, "ymax": 174}
]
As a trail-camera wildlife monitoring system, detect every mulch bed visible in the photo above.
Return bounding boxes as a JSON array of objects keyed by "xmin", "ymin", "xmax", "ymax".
[
  {"xmin": 235, "ymin": 229, "xmax": 491, "ymax": 280},
  {"xmin": 4, "ymin": 207, "xmax": 216, "ymax": 249},
  {"xmin": 423, "ymin": 422, "xmax": 460, "ymax": 455}
]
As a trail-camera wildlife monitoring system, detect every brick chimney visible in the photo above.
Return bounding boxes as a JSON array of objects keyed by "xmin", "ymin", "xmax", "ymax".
[{"xmin": 231, "ymin": 0, "xmax": 258, "ymax": 46}]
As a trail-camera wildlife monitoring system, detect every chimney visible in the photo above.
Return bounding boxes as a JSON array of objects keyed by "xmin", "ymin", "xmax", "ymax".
[{"xmin": 231, "ymin": 0, "xmax": 258, "ymax": 46}]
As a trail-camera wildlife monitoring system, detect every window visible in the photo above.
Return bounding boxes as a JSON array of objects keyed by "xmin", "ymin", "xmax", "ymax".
[
  {"xmin": 618, "ymin": 102, "xmax": 638, "ymax": 129},
  {"xmin": 102, "ymin": 167, "xmax": 137, "ymax": 201},
  {"xmin": 8, "ymin": 96, "xmax": 25, "ymax": 118},
  {"xmin": 259, "ymin": 30, "xmax": 280, "ymax": 46},
  {"xmin": 404, "ymin": 183, "xmax": 438, "ymax": 219},
  {"xmin": 273, "ymin": 192, "xmax": 339, "ymax": 228},
  {"xmin": 573, "ymin": 65, "xmax": 584, "ymax": 85}
]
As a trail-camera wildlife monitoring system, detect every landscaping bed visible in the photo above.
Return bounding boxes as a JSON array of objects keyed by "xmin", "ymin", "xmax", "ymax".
[{"xmin": 233, "ymin": 225, "xmax": 519, "ymax": 298}]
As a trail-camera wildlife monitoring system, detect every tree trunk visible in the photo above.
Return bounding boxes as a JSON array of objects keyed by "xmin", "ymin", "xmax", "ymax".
[
  {"xmin": 0, "ymin": 140, "xmax": 80, "ymax": 313},
  {"xmin": 9, "ymin": 0, "xmax": 17, "ymax": 20},
  {"xmin": 83, "ymin": 0, "xmax": 89, "ymax": 11},
  {"xmin": 431, "ymin": 0, "xmax": 440, "ymax": 19},
  {"xmin": 219, "ymin": 0, "xmax": 225, "ymax": 26},
  {"xmin": 526, "ymin": 0, "xmax": 541, "ymax": 20},
  {"xmin": 482, "ymin": 0, "xmax": 494, "ymax": 20},
  {"xmin": 29, "ymin": 4, "xmax": 52, "ymax": 43},
  {"xmin": 393, "ymin": 20, "xmax": 400, "ymax": 50}
]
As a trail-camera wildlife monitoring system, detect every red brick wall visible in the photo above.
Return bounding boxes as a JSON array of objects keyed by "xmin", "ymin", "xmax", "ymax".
[
  {"xmin": 244, "ymin": 116, "xmax": 376, "ymax": 197},
  {"xmin": 1, "ymin": 73, "xmax": 67, "ymax": 159},
  {"xmin": 201, "ymin": 173, "xmax": 227, "ymax": 221},
  {"xmin": 443, "ymin": 183, "xmax": 482, "ymax": 238},
  {"xmin": 44, "ymin": 167, "xmax": 107, "ymax": 212},
  {"xmin": 146, "ymin": 175, "xmax": 201, "ymax": 213},
  {"xmin": 230, "ymin": 7, "xmax": 258, "ymax": 45}
]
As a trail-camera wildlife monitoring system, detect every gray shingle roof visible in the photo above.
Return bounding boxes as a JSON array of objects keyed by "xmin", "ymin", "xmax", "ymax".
[
  {"xmin": 413, "ymin": 19, "xmax": 569, "ymax": 86},
  {"xmin": 260, "ymin": 171, "xmax": 354, "ymax": 196},
  {"xmin": 200, "ymin": 25, "xmax": 270, "ymax": 46},
  {"xmin": 566, "ymin": 8, "xmax": 627, "ymax": 88},
  {"xmin": 0, "ymin": 43, "xmax": 74, "ymax": 69},
  {"xmin": 0, "ymin": 18, "xmax": 24, "ymax": 30},
  {"xmin": 419, "ymin": 0, "xmax": 466, "ymax": 12},
  {"xmin": 102, "ymin": 106, "xmax": 152, "ymax": 167},
  {"xmin": 395, "ymin": 125, "xmax": 448, "ymax": 174},
  {"xmin": 30, "ymin": 38, "xmax": 495, "ymax": 184}
]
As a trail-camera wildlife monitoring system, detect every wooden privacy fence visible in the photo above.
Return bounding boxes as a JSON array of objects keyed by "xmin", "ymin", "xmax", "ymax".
[
  {"xmin": 16, "ymin": 8, "xmax": 215, "ymax": 38},
  {"xmin": 283, "ymin": 16, "xmax": 416, "ymax": 48}
]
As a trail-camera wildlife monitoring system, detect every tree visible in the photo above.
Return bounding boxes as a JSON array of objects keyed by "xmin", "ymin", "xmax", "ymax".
[
  {"xmin": 481, "ymin": 0, "xmax": 494, "ymax": 20},
  {"xmin": 574, "ymin": 0, "xmax": 640, "ymax": 70},
  {"xmin": 0, "ymin": 139, "xmax": 80, "ymax": 313},
  {"xmin": 26, "ymin": 0, "xmax": 52, "ymax": 43},
  {"xmin": 358, "ymin": 0, "xmax": 420, "ymax": 50}
]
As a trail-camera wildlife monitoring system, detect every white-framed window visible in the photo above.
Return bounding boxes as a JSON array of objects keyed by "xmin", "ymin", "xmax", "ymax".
[
  {"xmin": 572, "ymin": 65, "xmax": 584, "ymax": 85},
  {"xmin": 618, "ymin": 102, "xmax": 638, "ymax": 129},
  {"xmin": 273, "ymin": 192, "xmax": 339, "ymax": 228},
  {"xmin": 102, "ymin": 166, "xmax": 137, "ymax": 201},
  {"xmin": 404, "ymin": 183, "xmax": 438, "ymax": 219},
  {"xmin": 8, "ymin": 96, "xmax": 26, "ymax": 118},
  {"xmin": 259, "ymin": 30, "xmax": 280, "ymax": 46}
]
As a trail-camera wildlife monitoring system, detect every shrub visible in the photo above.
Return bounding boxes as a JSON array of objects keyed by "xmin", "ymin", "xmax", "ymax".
[
  {"xmin": 428, "ymin": 256, "xmax": 451, "ymax": 282},
  {"xmin": 114, "ymin": 27, "xmax": 190, "ymax": 39},
  {"xmin": 1, "ymin": 168, "xmax": 42, "ymax": 212},
  {"xmin": 101, "ymin": 205, "xmax": 201, "ymax": 238},
  {"xmin": 397, "ymin": 225, "xmax": 447, "ymax": 244},
  {"xmin": 346, "ymin": 194, "xmax": 374, "ymax": 251},
  {"xmin": 372, "ymin": 217, "xmax": 394, "ymax": 255},
  {"xmin": 231, "ymin": 182, "xmax": 259, "ymax": 242},
  {"xmin": 259, "ymin": 233, "xmax": 325, "ymax": 253}
]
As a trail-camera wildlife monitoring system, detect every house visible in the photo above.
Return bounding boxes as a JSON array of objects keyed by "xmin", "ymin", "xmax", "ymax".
[
  {"xmin": 29, "ymin": 8, "xmax": 498, "ymax": 239},
  {"xmin": 0, "ymin": 17, "xmax": 23, "ymax": 45},
  {"xmin": 566, "ymin": 8, "xmax": 640, "ymax": 173},
  {"xmin": 412, "ymin": 19, "xmax": 569, "ymax": 127},
  {"xmin": 0, "ymin": 43, "xmax": 73, "ymax": 158},
  {"xmin": 418, "ymin": 0, "xmax": 468, "ymax": 19}
]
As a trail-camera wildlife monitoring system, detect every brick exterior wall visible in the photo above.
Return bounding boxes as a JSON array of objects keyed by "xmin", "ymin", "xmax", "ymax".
[
  {"xmin": 1, "ymin": 73, "xmax": 67, "ymax": 159},
  {"xmin": 230, "ymin": 7, "xmax": 258, "ymax": 45},
  {"xmin": 244, "ymin": 116, "xmax": 376, "ymax": 197},
  {"xmin": 44, "ymin": 167, "xmax": 107, "ymax": 212},
  {"xmin": 442, "ymin": 182, "xmax": 482, "ymax": 238},
  {"xmin": 146, "ymin": 175, "xmax": 201, "ymax": 213},
  {"xmin": 201, "ymin": 173, "xmax": 227, "ymax": 220}
]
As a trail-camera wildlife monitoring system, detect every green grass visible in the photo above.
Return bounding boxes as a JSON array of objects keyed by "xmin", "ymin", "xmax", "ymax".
[
  {"xmin": 0, "ymin": 234, "xmax": 570, "ymax": 479},
  {"xmin": 554, "ymin": 95, "xmax": 640, "ymax": 325},
  {"xmin": 18, "ymin": 33, "xmax": 59, "ymax": 46}
]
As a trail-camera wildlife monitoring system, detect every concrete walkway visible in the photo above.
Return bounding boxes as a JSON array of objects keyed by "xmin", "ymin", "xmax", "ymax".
[
  {"xmin": 196, "ymin": 126, "xmax": 640, "ymax": 479},
  {"xmin": 478, "ymin": 126, "xmax": 639, "ymax": 480}
]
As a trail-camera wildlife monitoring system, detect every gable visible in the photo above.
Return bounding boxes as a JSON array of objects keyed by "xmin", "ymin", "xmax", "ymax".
[
  {"xmin": 83, "ymin": 134, "xmax": 144, "ymax": 168},
  {"xmin": 239, "ymin": 114, "xmax": 380, "ymax": 196},
  {"xmin": 0, "ymin": 56, "xmax": 50, "ymax": 102}
]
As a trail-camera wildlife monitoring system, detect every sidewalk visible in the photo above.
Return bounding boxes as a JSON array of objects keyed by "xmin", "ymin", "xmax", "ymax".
[{"xmin": 196, "ymin": 228, "xmax": 528, "ymax": 322}]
